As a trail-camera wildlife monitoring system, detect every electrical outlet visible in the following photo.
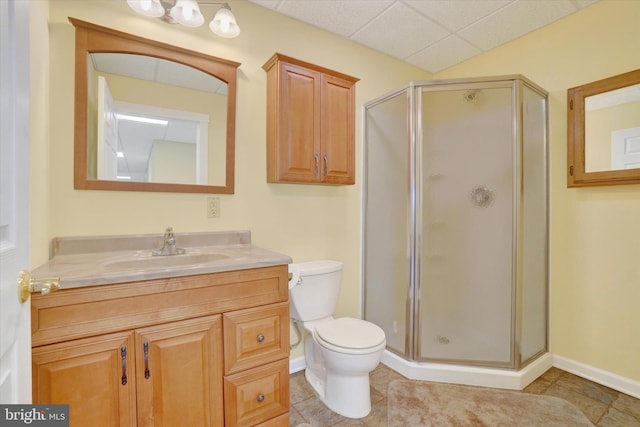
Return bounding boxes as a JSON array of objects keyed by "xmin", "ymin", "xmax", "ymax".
[{"xmin": 207, "ymin": 197, "xmax": 220, "ymax": 218}]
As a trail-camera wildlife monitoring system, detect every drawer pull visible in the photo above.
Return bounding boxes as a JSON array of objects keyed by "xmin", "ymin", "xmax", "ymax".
[
  {"xmin": 257, "ymin": 394, "xmax": 265, "ymax": 403},
  {"xmin": 257, "ymin": 334, "xmax": 265, "ymax": 343},
  {"xmin": 143, "ymin": 341, "xmax": 150, "ymax": 379},
  {"xmin": 120, "ymin": 346, "xmax": 127, "ymax": 385},
  {"xmin": 323, "ymin": 153, "xmax": 329, "ymax": 176}
]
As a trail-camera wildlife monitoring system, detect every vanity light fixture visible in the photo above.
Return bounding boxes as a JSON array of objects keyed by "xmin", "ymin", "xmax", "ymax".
[{"xmin": 126, "ymin": 0, "xmax": 241, "ymax": 38}]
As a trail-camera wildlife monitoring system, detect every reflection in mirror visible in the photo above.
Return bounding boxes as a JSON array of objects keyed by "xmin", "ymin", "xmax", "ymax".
[
  {"xmin": 567, "ymin": 68, "xmax": 640, "ymax": 187},
  {"xmin": 71, "ymin": 18, "xmax": 240, "ymax": 194},
  {"xmin": 585, "ymin": 83, "xmax": 640, "ymax": 173},
  {"xmin": 90, "ymin": 53, "xmax": 226, "ymax": 185}
]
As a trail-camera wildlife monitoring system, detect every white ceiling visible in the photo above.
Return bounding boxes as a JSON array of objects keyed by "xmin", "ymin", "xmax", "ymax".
[{"xmin": 246, "ymin": 0, "xmax": 599, "ymax": 73}]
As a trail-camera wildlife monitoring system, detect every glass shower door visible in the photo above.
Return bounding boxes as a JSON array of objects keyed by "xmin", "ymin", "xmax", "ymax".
[{"xmin": 418, "ymin": 83, "xmax": 515, "ymax": 366}]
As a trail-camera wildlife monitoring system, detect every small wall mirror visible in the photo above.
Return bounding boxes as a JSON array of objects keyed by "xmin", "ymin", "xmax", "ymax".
[
  {"xmin": 71, "ymin": 18, "xmax": 240, "ymax": 193},
  {"xmin": 567, "ymin": 68, "xmax": 640, "ymax": 187}
]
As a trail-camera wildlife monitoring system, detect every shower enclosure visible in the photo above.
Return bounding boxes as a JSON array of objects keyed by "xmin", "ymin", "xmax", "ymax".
[{"xmin": 363, "ymin": 76, "xmax": 549, "ymax": 388}]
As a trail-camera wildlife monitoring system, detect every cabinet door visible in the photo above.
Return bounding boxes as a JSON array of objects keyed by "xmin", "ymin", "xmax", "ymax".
[
  {"xmin": 32, "ymin": 331, "xmax": 137, "ymax": 427},
  {"xmin": 135, "ymin": 315, "xmax": 224, "ymax": 427},
  {"xmin": 320, "ymin": 73, "xmax": 356, "ymax": 184},
  {"xmin": 272, "ymin": 62, "xmax": 321, "ymax": 183}
]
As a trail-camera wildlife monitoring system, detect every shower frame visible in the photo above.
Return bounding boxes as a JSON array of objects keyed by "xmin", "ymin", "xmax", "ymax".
[{"xmin": 362, "ymin": 75, "xmax": 550, "ymax": 380}]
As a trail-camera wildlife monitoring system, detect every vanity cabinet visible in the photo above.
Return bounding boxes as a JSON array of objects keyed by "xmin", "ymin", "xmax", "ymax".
[
  {"xmin": 263, "ymin": 53, "xmax": 359, "ymax": 185},
  {"xmin": 31, "ymin": 266, "xmax": 290, "ymax": 427}
]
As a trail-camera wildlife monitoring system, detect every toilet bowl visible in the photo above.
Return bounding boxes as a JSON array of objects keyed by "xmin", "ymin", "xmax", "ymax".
[{"xmin": 289, "ymin": 260, "xmax": 386, "ymax": 419}]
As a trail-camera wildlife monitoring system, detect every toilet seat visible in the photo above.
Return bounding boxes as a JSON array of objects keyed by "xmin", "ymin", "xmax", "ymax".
[{"xmin": 313, "ymin": 317, "xmax": 386, "ymax": 355}]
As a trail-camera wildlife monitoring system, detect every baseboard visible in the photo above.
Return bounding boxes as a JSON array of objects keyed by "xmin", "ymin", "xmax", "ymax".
[
  {"xmin": 552, "ymin": 355, "xmax": 640, "ymax": 399},
  {"xmin": 289, "ymin": 353, "xmax": 640, "ymax": 399},
  {"xmin": 289, "ymin": 356, "xmax": 306, "ymax": 374}
]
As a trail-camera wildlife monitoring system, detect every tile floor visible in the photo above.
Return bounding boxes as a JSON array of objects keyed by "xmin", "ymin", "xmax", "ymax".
[{"xmin": 288, "ymin": 364, "xmax": 640, "ymax": 426}]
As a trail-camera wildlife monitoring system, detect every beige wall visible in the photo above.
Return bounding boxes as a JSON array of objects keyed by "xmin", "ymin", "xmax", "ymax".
[
  {"xmin": 436, "ymin": 0, "xmax": 640, "ymax": 381},
  {"xmin": 34, "ymin": 0, "xmax": 640, "ymax": 380},
  {"xmin": 38, "ymin": 0, "xmax": 431, "ymax": 361}
]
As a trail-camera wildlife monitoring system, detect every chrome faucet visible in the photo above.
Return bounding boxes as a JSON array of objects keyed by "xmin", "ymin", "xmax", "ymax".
[{"xmin": 152, "ymin": 227, "xmax": 186, "ymax": 256}]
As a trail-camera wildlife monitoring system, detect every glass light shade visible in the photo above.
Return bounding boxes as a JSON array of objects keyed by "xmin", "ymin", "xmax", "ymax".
[
  {"xmin": 170, "ymin": 0, "xmax": 205, "ymax": 27},
  {"xmin": 209, "ymin": 7, "xmax": 240, "ymax": 38},
  {"xmin": 127, "ymin": 0, "xmax": 165, "ymax": 18}
]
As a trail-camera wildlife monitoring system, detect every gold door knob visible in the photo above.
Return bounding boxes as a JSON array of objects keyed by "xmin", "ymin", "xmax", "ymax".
[{"xmin": 18, "ymin": 270, "xmax": 60, "ymax": 303}]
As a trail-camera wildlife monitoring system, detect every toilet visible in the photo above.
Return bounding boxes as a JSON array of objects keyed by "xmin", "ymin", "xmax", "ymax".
[{"xmin": 288, "ymin": 260, "xmax": 386, "ymax": 419}]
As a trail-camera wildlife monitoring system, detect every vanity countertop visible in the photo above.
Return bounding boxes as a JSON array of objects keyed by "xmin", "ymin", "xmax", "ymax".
[{"xmin": 32, "ymin": 230, "xmax": 292, "ymax": 289}]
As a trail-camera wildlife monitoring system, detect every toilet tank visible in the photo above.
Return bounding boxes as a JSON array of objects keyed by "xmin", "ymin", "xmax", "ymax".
[{"xmin": 288, "ymin": 260, "xmax": 343, "ymax": 322}]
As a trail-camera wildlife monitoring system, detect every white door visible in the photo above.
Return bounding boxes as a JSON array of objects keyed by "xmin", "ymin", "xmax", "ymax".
[
  {"xmin": 611, "ymin": 126, "xmax": 640, "ymax": 170},
  {"xmin": 0, "ymin": 0, "xmax": 32, "ymax": 403}
]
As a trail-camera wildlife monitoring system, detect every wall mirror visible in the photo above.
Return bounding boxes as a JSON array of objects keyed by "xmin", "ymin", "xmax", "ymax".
[
  {"xmin": 71, "ymin": 18, "xmax": 240, "ymax": 193},
  {"xmin": 567, "ymin": 68, "xmax": 640, "ymax": 187}
]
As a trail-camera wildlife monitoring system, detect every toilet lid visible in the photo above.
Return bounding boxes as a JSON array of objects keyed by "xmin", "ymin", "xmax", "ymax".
[{"xmin": 314, "ymin": 317, "xmax": 385, "ymax": 350}]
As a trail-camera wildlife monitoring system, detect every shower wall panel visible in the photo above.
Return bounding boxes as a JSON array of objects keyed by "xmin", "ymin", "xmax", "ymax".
[{"xmin": 363, "ymin": 91, "xmax": 410, "ymax": 355}]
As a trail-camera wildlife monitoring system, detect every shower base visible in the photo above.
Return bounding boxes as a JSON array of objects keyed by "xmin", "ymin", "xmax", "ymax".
[{"xmin": 381, "ymin": 350, "xmax": 553, "ymax": 390}]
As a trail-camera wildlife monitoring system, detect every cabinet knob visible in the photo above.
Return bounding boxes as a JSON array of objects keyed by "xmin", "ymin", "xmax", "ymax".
[
  {"xmin": 257, "ymin": 394, "xmax": 265, "ymax": 403},
  {"xmin": 257, "ymin": 334, "xmax": 265, "ymax": 343}
]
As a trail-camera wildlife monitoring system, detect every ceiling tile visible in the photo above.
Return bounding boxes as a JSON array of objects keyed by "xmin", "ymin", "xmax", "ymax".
[
  {"xmin": 274, "ymin": 0, "xmax": 394, "ymax": 37},
  {"xmin": 404, "ymin": 0, "xmax": 512, "ymax": 31},
  {"xmin": 155, "ymin": 60, "xmax": 221, "ymax": 93},
  {"xmin": 459, "ymin": 0, "xmax": 578, "ymax": 51},
  {"xmin": 406, "ymin": 34, "xmax": 482, "ymax": 73},
  {"xmin": 352, "ymin": 1, "xmax": 450, "ymax": 60}
]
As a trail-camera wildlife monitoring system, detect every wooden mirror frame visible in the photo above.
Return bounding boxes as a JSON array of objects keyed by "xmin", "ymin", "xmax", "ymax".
[
  {"xmin": 71, "ymin": 18, "xmax": 240, "ymax": 194},
  {"xmin": 567, "ymin": 68, "xmax": 640, "ymax": 187}
]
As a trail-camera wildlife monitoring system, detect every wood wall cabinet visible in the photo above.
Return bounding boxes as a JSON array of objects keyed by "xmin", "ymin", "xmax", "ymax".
[
  {"xmin": 263, "ymin": 53, "xmax": 359, "ymax": 185},
  {"xmin": 31, "ymin": 266, "xmax": 290, "ymax": 427}
]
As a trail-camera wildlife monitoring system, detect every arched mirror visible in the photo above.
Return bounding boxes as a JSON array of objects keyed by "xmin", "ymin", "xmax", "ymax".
[
  {"xmin": 567, "ymin": 68, "xmax": 640, "ymax": 187},
  {"xmin": 71, "ymin": 18, "xmax": 240, "ymax": 193}
]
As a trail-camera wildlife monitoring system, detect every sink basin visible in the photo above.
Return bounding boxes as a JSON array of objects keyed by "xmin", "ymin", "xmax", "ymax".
[{"xmin": 105, "ymin": 253, "xmax": 229, "ymax": 270}]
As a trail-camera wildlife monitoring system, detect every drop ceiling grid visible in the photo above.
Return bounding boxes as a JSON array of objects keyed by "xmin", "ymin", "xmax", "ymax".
[{"xmin": 247, "ymin": 0, "xmax": 600, "ymax": 73}]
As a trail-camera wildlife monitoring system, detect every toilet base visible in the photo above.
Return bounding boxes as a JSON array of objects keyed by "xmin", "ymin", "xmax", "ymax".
[
  {"xmin": 304, "ymin": 336, "xmax": 377, "ymax": 419},
  {"xmin": 305, "ymin": 364, "xmax": 373, "ymax": 419}
]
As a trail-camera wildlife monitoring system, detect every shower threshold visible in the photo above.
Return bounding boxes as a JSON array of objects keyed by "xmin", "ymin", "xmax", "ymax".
[{"xmin": 381, "ymin": 350, "xmax": 553, "ymax": 390}]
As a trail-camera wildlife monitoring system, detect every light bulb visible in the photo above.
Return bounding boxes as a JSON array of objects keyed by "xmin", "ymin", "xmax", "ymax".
[
  {"xmin": 209, "ymin": 6, "xmax": 240, "ymax": 38},
  {"xmin": 170, "ymin": 0, "xmax": 204, "ymax": 27}
]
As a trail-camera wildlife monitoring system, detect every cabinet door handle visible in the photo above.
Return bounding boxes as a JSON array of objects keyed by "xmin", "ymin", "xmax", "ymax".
[
  {"xmin": 120, "ymin": 346, "xmax": 127, "ymax": 385},
  {"xmin": 257, "ymin": 393, "xmax": 265, "ymax": 403},
  {"xmin": 313, "ymin": 153, "xmax": 319, "ymax": 175},
  {"xmin": 323, "ymin": 154, "xmax": 328, "ymax": 176},
  {"xmin": 257, "ymin": 333, "xmax": 265, "ymax": 343},
  {"xmin": 143, "ymin": 341, "xmax": 150, "ymax": 379}
]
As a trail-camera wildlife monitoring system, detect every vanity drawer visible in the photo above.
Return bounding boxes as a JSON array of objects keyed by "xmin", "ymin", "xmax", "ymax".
[
  {"xmin": 223, "ymin": 302, "xmax": 289, "ymax": 375},
  {"xmin": 224, "ymin": 358, "xmax": 289, "ymax": 427}
]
